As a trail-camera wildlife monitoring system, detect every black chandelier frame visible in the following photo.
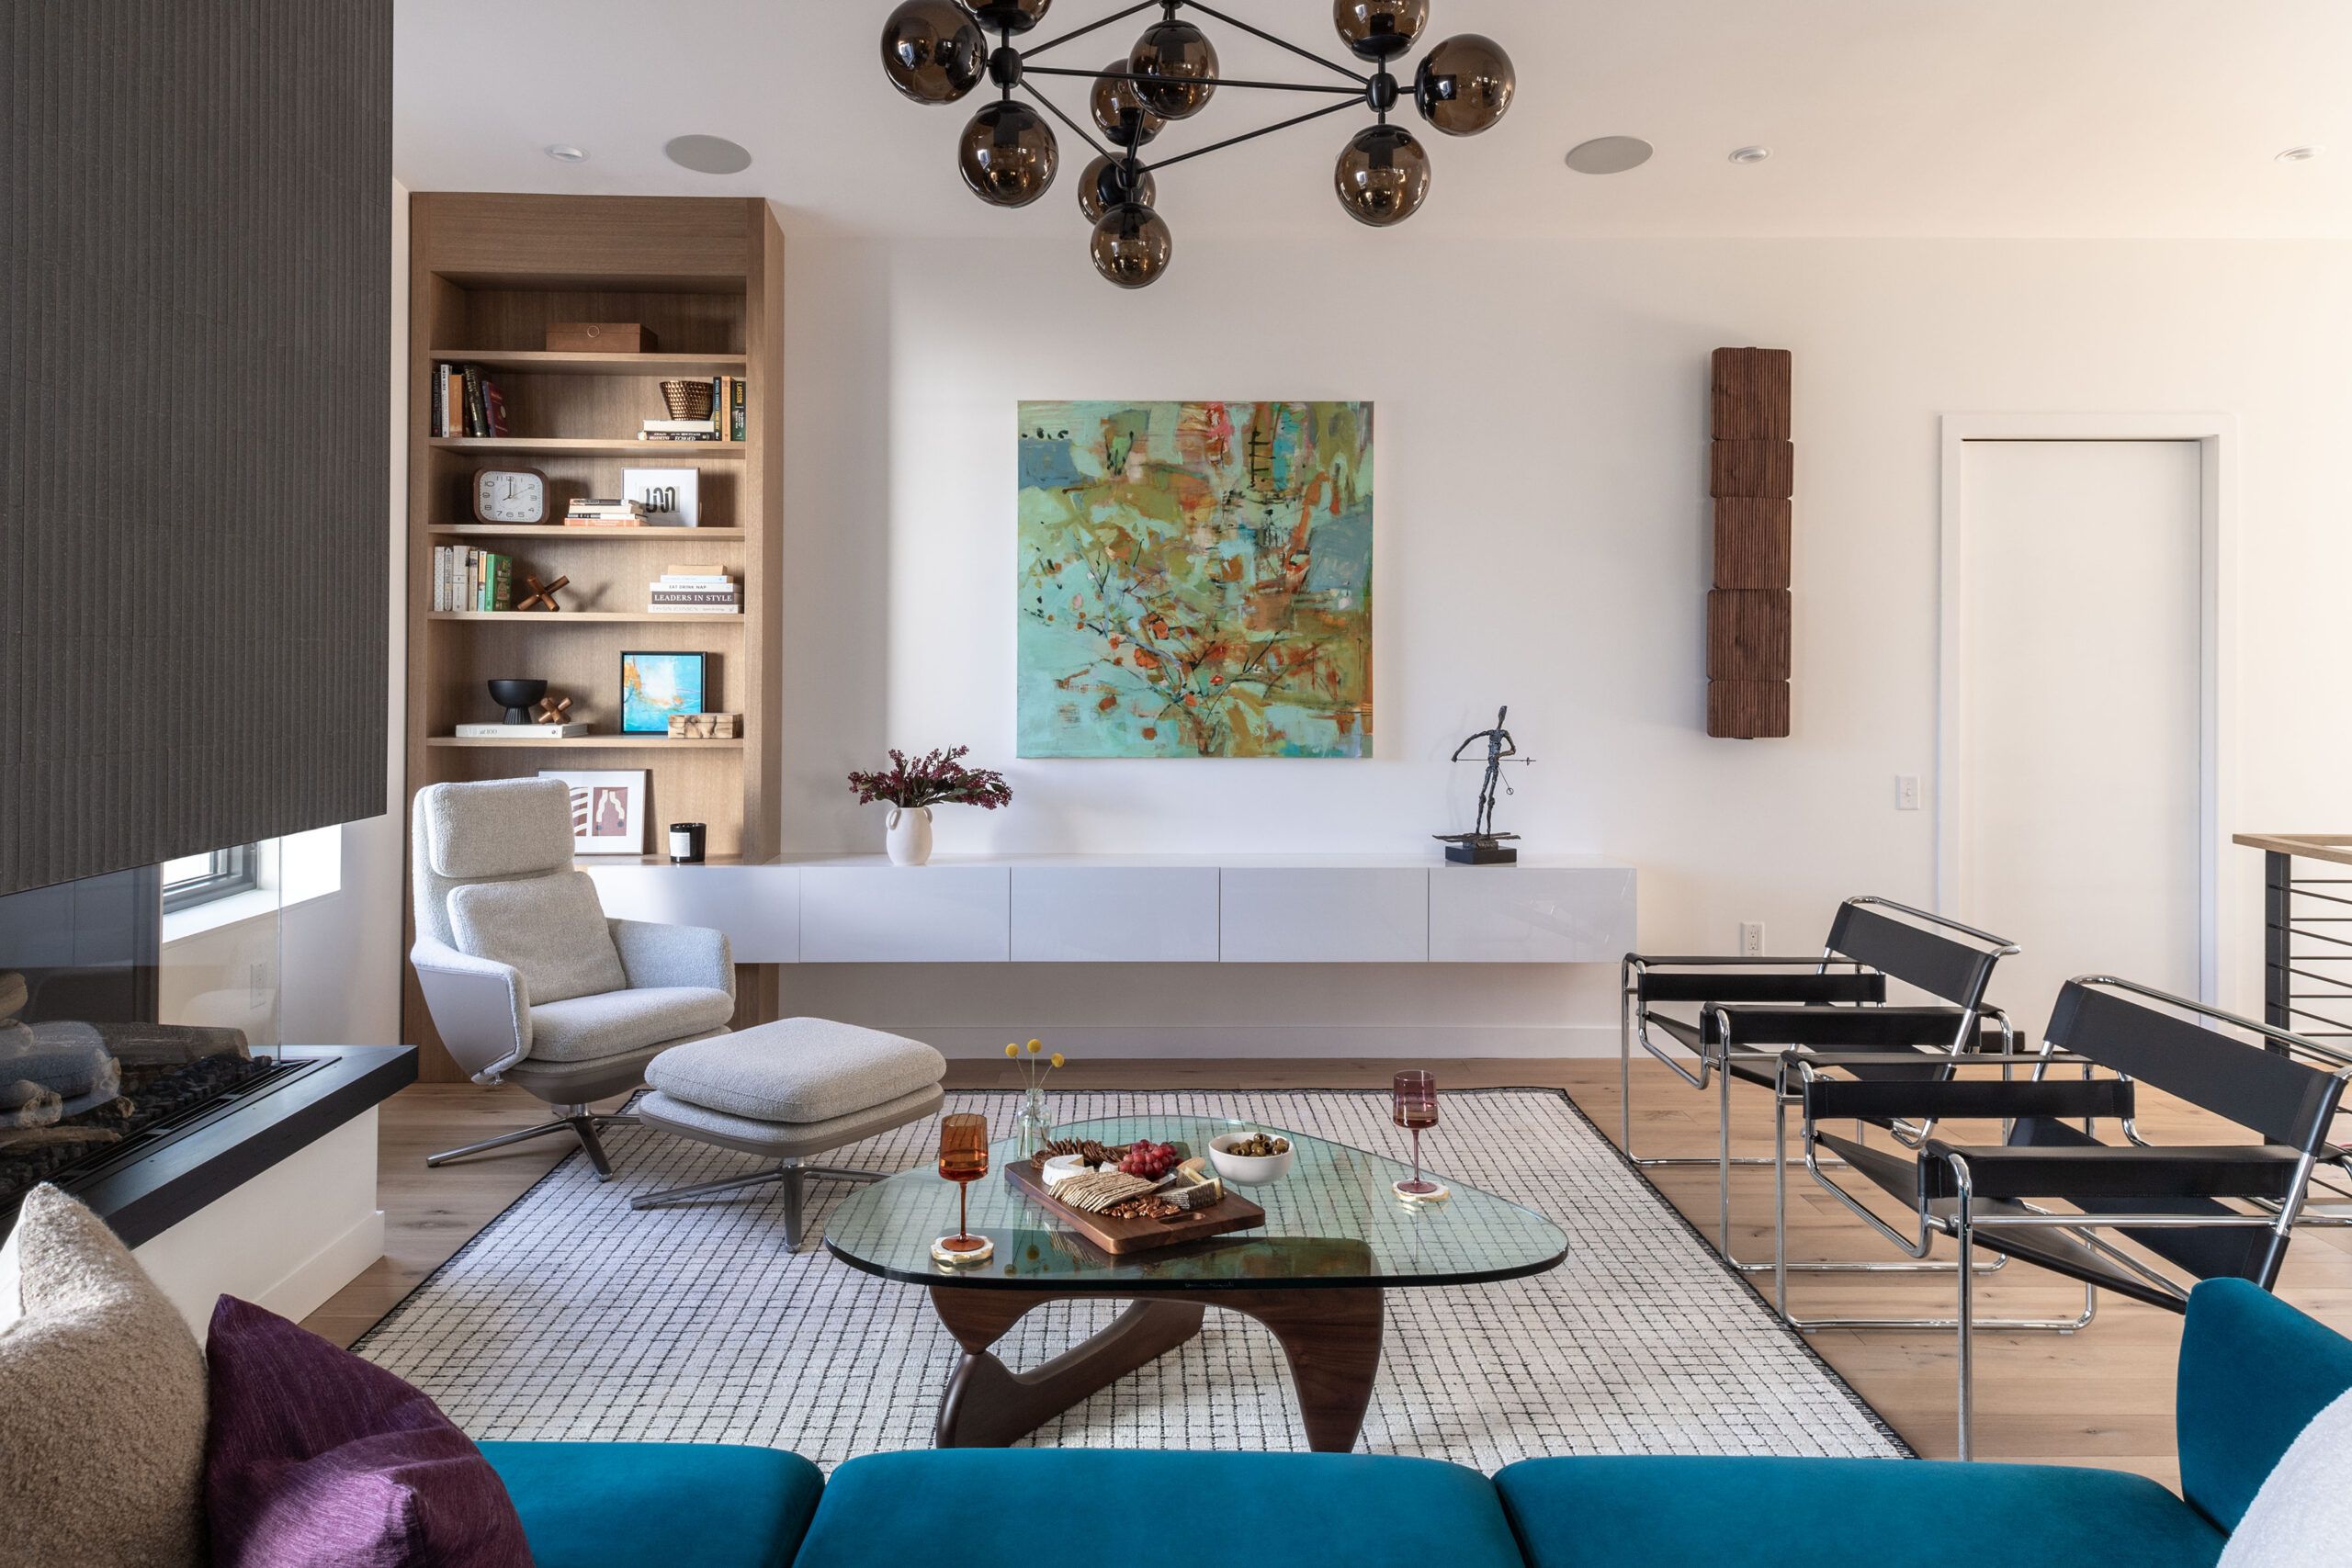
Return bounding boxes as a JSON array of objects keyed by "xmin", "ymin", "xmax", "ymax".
[{"xmin": 989, "ymin": 0, "xmax": 1444, "ymax": 195}]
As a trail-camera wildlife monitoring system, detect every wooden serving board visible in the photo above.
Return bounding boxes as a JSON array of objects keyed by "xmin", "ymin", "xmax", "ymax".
[{"xmin": 1004, "ymin": 1158, "xmax": 1266, "ymax": 1255}]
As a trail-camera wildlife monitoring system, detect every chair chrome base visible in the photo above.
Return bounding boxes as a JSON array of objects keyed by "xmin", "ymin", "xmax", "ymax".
[
  {"xmin": 427, "ymin": 1106, "xmax": 641, "ymax": 1180},
  {"xmin": 630, "ymin": 1158, "xmax": 887, "ymax": 1248}
]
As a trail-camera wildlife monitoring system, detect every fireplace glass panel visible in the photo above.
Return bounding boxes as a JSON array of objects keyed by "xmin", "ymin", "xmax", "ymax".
[{"xmin": 1, "ymin": 854, "xmax": 285, "ymax": 1219}]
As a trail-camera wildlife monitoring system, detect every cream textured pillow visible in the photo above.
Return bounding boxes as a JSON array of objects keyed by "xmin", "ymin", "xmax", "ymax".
[
  {"xmin": 447, "ymin": 869, "xmax": 629, "ymax": 1004},
  {"xmin": 0, "ymin": 1184, "xmax": 208, "ymax": 1567},
  {"xmin": 2219, "ymin": 1384, "xmax": 2352, "ymax": 1565}
]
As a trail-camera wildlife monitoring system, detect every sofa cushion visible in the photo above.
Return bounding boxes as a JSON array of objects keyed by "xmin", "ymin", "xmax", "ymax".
[
  {"xmin": 793, "ymin": 1450, "xmax": 1524, "ymax": 1568},
  {"xmin": 2218, "ymin": 1385, "xmax": 2352, "ymax": 1566},
  {"xmin": 647, "ymin": 1015, "xmax": 946, "ymax": 1124},
  {"xmin": 204, "ymin": 1295, "xmax": 531, "ymax": 1567},
  {"xmin": 527, "ymin": 985, "xmax": 735, "ymax": 1062},
  {"xmin": 424, "ymin": 777, "xmax": 577, "ymax": 879},
  {"xmin": 0, "ymin": 1184, "xmax": 209, "ymax": 1567},
  {"xmin": 2177, "ymin": 1278, "xmax": 2352, "ymax": 1533},
  {"xmin": 1494, "ymin": 1456, "xmax": 2224, "ymax": 1568},
  {"xmin": 447, "ymin": 871, "xmax": 628, "ymax": 1006},
  {"xmin": 481, "ymin": 1440, "xmax": 821, "ymax": 1568}
]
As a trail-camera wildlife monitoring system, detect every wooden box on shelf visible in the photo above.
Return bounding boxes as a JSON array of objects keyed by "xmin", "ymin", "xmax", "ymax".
[
  {"xmin": 668, "ymin": 713, "xmax": 741, "ymax": 739},
  {"xmin": 546, "ymin": 321, "xmax": 656, "ymax": 353}
]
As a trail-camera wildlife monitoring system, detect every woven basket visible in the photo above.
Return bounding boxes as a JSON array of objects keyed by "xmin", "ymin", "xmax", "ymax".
[{"xmin": 660, "ymin": 378, "xmax": 715, "ymax": 420}]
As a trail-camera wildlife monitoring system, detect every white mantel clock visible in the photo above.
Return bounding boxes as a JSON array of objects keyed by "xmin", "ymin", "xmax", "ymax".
[{"xmin": 472, "ymin": 467, "xmax": 548, "ymax": 525}]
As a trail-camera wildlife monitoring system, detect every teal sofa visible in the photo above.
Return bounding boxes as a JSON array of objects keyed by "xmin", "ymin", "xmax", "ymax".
[{"xmin": 478, "ymin": 1279, "xmax": 2351, "ymax": 1568}]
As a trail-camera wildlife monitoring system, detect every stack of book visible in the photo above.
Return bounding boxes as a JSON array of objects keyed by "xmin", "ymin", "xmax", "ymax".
[
  {"xmin": 639, "ymin": 375, "xmax": 746, "ymax": 442},
  {"xmin": 649, "ymin": 566, "xmax": 741, "ymax": 615},
  {"xmin": 432, "ymin": 547, "xmax": 514, "ymax": 612},
  {"xmin": 431, "ymin": 364, "xmax": 510, "ymax": 438},
  {"xmin": 564, "ymin": 498, "xmax": 648, "ymax": 527}
]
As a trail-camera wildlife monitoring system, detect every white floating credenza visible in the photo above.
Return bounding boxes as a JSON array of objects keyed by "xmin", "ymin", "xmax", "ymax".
[{"xmin": 584, "ymin": 854, "xmax": 1635, "ymax": 966}]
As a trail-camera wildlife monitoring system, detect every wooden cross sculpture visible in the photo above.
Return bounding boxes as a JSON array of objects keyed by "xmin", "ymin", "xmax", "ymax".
[
  {"xmin": 534, "ymin": 694, "xmax": 572, "ymax": 726},
  {"xmin": 517, "ymin": 572, "xmax": 570, "ymax": 612}
]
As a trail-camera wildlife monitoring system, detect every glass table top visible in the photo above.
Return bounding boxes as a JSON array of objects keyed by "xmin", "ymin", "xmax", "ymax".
[{"xmin": 823, "ymin": 1116, "xmax": 1569, "ymax": 1292}]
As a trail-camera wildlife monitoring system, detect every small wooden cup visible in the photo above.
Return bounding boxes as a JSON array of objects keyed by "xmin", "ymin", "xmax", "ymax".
[{"xmin": 660, "ymin": 379, "xmax": 715, "ymax": 420}]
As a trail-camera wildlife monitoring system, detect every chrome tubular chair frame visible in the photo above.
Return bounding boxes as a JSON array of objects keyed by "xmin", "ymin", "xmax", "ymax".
[
  {"xmin": 1788, "ymin": 977, "xmax": 2352, "ymax": 1460},
  {"xmin": 1621, "ymin": 897, "xmax": 2023, "ymax": 1280}
]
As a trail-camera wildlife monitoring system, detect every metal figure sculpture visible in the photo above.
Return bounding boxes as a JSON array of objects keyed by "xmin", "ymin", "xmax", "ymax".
[{"xmin": 1434, "ymin": 705, "xmax": 1533, "ymax": 864}]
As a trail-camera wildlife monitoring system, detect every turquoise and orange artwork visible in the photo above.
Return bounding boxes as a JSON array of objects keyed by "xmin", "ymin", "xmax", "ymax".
[{"xmin": 1017, "ymin": 400, "xmax": 1374, "ymax": 759}]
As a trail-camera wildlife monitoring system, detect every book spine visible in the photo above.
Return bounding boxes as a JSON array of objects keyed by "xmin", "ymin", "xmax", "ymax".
[
  {"xmin": 492, "ymin": 553, "xmax": 513, "ymax": 612},
  {"xmin": 734, "ymin": 375, "xmax": 746, "ymax": 442}
]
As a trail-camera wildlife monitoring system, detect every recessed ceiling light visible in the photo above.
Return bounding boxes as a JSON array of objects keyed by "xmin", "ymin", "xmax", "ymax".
[
  {"xmin": 2278, "ymin": 144, "xmax": 2324, "ymax": 162},
  {"xmin": 543, "ymin": 144, "xmax": 588, "ymax": 164},
  {"xmin": 664, "ymin": 134, "xmax": 754, "ymax": 175},
  {"xmin": 1728, "ymin": 145, "xmax": 1771, "ymax": 164},
  {"xmin": 1564, "ymin": 136, "xmax": 1655, "ymax": 175}
]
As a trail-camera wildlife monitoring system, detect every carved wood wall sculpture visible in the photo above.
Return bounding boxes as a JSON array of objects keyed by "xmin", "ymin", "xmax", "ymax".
[{"xmin": 1707, "ymin": 348, "xmax": 1793, "ymax": 738}]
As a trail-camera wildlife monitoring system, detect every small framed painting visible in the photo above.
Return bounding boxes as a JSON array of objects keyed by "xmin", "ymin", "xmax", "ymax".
[
  {"xmin": 620, "ymin": 649, "xmax": 707, "ymax": 734},
  {"xmin": 622, "ymin": 466, "xmax": 699, "ymax": 526},
  {"xmin": 538, "ymin": 769, "xmax": 649, "ymax": 855}
]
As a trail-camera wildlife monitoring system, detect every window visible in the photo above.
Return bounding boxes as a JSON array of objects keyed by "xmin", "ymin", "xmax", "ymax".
[{"xmin": 161, "ymin": 845, "xmax": 258, "ymax": 912}]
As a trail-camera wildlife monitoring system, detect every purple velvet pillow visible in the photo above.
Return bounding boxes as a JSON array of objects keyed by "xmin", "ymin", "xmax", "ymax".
[{"xmin": 204, "ymin": 1295, "xmax": 534, "ymax": 1567}]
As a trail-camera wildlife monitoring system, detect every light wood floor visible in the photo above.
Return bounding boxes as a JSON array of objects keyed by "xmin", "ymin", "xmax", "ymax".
[{"xmin": 302, "ymin": 1059, "xmax": 2352, "ymax": 1484}]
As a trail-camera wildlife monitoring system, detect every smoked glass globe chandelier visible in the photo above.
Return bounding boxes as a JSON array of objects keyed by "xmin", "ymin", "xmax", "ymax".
[{"xmin": 880, "ymin": 1, "xmax": 1516, "ymax": 288}]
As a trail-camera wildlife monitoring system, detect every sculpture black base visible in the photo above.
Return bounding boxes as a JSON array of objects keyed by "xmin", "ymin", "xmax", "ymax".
[{"xmin": 1445, "ymin": 842, "xmax": 1518, "ymax": 865}]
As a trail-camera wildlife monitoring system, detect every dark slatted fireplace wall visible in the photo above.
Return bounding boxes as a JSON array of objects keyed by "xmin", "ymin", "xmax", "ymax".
[{"xmin": 0, "ymin": 2, "xmax": 394, "ymax": 896}]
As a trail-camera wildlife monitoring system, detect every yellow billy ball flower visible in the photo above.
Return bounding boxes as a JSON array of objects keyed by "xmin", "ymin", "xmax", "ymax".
[
  {"xmin": 1003, "ymin": 1043, "xmax": 1019, "ymax": 1059},
  {"xmin": 1027, "ymin": 1039, "xmax": 1043, "ymax": 1054},
  {"xmin": 1049, "ymin": 1053, "xmax": 1065, "ymax": 1068}
]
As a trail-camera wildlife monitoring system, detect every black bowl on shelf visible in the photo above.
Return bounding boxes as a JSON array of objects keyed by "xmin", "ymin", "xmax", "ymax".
[{"xmin": 487, "ymin": 678, "xmax": 547, "ymax": 726}]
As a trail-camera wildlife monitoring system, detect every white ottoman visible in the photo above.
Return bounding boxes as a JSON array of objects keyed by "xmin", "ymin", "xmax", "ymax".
[{"xmin": 631, "ymin": 1016, "xmax": 947, "ymax": 1247}]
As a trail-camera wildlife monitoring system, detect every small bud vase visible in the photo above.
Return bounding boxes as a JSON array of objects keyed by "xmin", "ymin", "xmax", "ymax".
[
  {"xmin": 1014, "ymin": 1085, "xmax": 1054, "ymax": 1158},
  {"xmin": 884, "ymin": 806, "xmax": 933, "ymax": 866}
]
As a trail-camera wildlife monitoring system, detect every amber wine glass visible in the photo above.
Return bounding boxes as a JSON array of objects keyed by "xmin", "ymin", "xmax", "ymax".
[
  {"xmin": 1392, "ymin": 1069, "xmax": 1442, "ymax": 1199},
  {"xmin": 933, "ymin": 1113, "xmax": 993, "ymax": 1263}
]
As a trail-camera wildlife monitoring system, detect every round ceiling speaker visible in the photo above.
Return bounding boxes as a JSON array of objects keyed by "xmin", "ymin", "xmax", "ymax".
[
  {"xmin": 662, "ymin": 134, "xmax": 753, "ymax": 174},
  {"xmin": 1564, "ymin": 135, "xmax": 1654, "ymax": 175}
]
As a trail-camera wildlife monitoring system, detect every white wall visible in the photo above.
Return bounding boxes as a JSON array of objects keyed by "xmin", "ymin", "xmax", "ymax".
[
  {"xmin": 266, "ymin": 183, "xmax": 410, "ymax": 1049},
  {"xmin": 771, "ymin": 232, "xmax": 2352, "ymax": 1054}
]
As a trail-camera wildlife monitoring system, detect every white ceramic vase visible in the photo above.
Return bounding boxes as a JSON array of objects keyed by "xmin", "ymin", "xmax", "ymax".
[{"xmin": 885, "ymin": 806, "xmax": 934, "ymax": 866}]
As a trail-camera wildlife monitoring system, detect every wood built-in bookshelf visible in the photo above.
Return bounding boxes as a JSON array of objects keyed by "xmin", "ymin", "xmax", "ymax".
[{"xmin": 403, "ymin": 194, "xmax": 784, "ymax": 1080}]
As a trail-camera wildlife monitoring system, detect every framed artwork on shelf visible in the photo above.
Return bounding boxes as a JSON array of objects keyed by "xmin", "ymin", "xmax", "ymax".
[
  {"xmin": 1015, "ymin": 400, "xmax": 1374, "ymax": 759},
  {"xmin": 623, "ymin": 467, "xmax": 700, "ymax": 526},
  {"xmin": 538, "ymin": 769, "xmax": 649, "ymax": 854},
  {"xmin": 620, "ymin": 650, "xmax": 707, "ymax": 734}
]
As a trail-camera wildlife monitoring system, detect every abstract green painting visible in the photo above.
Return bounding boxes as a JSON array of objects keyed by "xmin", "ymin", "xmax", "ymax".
[{"xmin": 1017, "ymin": 400, "xmax": 1374, "ymax": 759}]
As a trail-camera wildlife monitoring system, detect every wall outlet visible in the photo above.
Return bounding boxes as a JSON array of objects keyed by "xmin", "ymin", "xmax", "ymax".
[
  {"xmin": 1895, "ymin": 773, "xmax": 1922, "ymax": 811},
  {"xmin": 1738, "ymin": 921, "xmax": 1766, "ymax": 958},
  {"xmin": 249, "ymin": 962, "xmax": 269, "ymax": 1009}
]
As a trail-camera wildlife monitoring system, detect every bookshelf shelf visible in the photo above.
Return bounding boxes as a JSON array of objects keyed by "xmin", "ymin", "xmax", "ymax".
[
  {"xmin": 427, "ymin": 348, "xmax": 748, "ymax": 377},
  {"xmin": 426, "ymin": 525, "xmax": 747, "ymax": 539},
  {"xmin": 430, "ymin": 436, "xmax": 747, "ymax": 458},
  {"xmin": 425, "ymin": 736, "xmax": 746, "ymax": 750},
  {"xmin": 427, "ymin": 611, "xmax": 744, "ymax": 624},
  {"xmin": 406, "ymin": 193, "xmax": 784, "ymax": 1081}
]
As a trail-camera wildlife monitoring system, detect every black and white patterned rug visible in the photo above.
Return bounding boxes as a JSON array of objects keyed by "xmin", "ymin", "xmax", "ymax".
[{"xmin": 355, "ymin": 1089, "xmax": 1906, "ymax": 1470}]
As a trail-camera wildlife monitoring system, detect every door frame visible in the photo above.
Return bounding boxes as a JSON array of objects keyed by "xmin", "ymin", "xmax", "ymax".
[{"xmin": 1936, "ymin": 412, "xmax": 2239, "ymax": 1006}]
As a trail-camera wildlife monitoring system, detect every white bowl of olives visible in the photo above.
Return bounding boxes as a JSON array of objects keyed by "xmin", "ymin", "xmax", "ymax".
[{"xmin": 1208, "ymin": 1130, "xmax": 1295, "ymax": 1187}]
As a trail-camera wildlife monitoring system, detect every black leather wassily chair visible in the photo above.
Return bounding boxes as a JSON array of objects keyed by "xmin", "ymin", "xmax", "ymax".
[
  {"xmin": 1786, "ymin": 976, "xmax": 2352, "ymax": 1459},
  {"xmin": 1621, "ymin": 896, "xmax": 2024, "ymax": 1274}
]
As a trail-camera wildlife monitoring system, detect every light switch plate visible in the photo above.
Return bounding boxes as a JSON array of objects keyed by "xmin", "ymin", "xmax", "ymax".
[{"xmin": 1896, "ymin": 774, "xmax": 1922, "ymax": 811}]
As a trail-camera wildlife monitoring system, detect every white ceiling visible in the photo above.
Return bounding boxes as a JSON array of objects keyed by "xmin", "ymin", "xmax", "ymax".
[{"xmin": 394, "ymin": 0, "xmax": 2352, "ymax": 239}]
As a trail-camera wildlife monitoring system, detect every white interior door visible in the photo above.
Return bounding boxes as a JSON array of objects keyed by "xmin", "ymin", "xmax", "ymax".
[{"xmin": 1951, "ymin": 438, "xmax": 2204, "ymax": 1033}]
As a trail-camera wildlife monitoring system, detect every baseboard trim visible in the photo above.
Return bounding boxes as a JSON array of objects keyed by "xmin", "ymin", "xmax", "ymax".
[
  {"xmin": 899, "ymin": 1024, "xmax": 1621, "ymax": 1059},
  {"xmin": 254, "ymin": 1208, "xmax": 387, "ymax": 1325}
]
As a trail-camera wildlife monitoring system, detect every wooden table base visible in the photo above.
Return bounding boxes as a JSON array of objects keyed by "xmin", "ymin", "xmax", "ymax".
[{"xmin": 930, "ymin": 1286, "xmax": 1385, "ymax": 1452}]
